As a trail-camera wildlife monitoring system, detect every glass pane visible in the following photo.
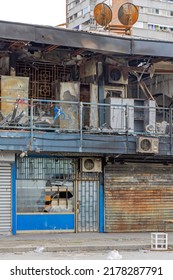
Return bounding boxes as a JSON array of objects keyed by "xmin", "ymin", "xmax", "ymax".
[{"xmin": 16, "ymin": 157, "xmax": 75, "ymax": 213}]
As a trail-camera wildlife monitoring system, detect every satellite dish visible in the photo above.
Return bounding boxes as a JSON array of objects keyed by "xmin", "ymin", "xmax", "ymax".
[
  {"xmin": 118, "ymin": 2, "xmax": 139, "ymax": 26},
  {"xmin": 94, "ymin": 3, "xmax": 112, "ymax": 27}
]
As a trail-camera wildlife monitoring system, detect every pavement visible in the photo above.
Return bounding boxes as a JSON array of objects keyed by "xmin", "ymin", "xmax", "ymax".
[{"xmin": 0, "ymin": 232, "xmax": 173, "ymax": 253}]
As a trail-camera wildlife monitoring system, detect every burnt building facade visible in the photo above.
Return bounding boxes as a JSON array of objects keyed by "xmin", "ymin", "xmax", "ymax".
[{"xmin": 0, "ymin": 20, "xmax": 173, "ymax": 234}]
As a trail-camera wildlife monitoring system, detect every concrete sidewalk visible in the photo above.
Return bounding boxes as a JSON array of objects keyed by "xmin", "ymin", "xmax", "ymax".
[{"xmin": 0, "ymin": 232, "xmax": 173, "ymax": 253}]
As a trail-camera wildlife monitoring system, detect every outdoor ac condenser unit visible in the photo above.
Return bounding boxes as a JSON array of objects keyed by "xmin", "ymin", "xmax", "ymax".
[
  {"xmin": 136, "ymin": 137, "xmax": 159, "ymax": 154},
  {"xmin": 81, "ymin": 158, "xmax": 102, "ymax": 172},
  {"xmin": 107, "ymin": 66, "xmax": 128, "ymax": 85}
]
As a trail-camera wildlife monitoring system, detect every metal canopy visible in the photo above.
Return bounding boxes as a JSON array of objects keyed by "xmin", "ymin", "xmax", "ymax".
[
  {"xmin": 0, "ymin": 20, "xmax": 173, "ymax": 58},
  {"xmin": 0, "ymin": 20, "xmax": 130, "ymax": 55}
]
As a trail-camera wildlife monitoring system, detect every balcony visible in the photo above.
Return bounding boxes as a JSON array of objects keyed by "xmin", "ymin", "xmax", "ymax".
[{"xmin": 0, "ymin": 96, "xmax": 172, "ymax": 156}]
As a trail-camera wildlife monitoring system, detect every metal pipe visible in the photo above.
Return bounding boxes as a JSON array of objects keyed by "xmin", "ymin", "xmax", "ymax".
[
  {"xmin": 30, "ymin": 99, "xmax": 34, "ymax": 150},
  {"xmin": 170, "ymin": 107, "xmax": 172, "ymax": 154},
  {"xmin": 75, "ymin": 164, "xmax": 78, "ymax": 233},
  {"xmin": 79, "ymin": 101, "xmax": 83, "ymax": 152},
  {"xmin": 125, "ymin": 104, "xmax": 129, "ymax": 153}
]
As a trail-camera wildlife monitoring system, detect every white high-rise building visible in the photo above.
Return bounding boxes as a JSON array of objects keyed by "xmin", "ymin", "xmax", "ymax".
[
  {"xmin": 66, "ymin": 0, "xmax": 111, "ymax": 30},
  {"xmin": 66, "ymin": 0, "xmax": 173, "ymax": 41}
]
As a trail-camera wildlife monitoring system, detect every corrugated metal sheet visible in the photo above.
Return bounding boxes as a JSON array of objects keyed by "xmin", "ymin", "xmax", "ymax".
[
  {"xmin": 0, "ymin": 163, "xmax": 11, "ymax": 233},
  {"xmin": 105, "ymin": 163, "xmax": 173, "ymax": 232}
]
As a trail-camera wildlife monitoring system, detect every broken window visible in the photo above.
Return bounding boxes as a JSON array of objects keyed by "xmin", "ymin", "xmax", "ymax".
[
  {"xmin": 16, "ymin": 157, "xmax": 75, "ymax": 213},
  {"xmin": 44, "ymin": 185, "xmax": 74, "ymax": 212}
]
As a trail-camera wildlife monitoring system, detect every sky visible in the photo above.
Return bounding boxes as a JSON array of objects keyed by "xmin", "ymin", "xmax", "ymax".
[{"xmin": 0, "ymin": 0, "xmax": 66, "ymax": 26}]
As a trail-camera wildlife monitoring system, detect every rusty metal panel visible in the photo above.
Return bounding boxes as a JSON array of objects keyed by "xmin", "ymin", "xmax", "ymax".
[
  {"xmin": 80, "ymin": 59, "xmax": 97, "ymax": 78},
  {"xmin": 105, "ymin": 163, "xmax": 173, "ymax": 232},
  {"xmin": 1, "ymin": 76, "xmax": 29, "ymax": 116},
  {"xmin": 60, "ymin": 82, "xmax": 80, "ymax": 130}
]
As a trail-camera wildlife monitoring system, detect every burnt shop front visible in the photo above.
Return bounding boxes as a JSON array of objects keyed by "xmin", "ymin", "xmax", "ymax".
[
  {"xmin": 104, "ymin": 162, "xmax": 173, "ymax": 232},
  {"xmin": 16, "ymin": 156, "xmax": 102, "ymax": 233}
]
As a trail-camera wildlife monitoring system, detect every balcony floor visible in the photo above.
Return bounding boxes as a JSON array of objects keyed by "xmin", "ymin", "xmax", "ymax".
[{"xmin": 0, "ymin": 129, "xmax": 172, "ymax": 159}]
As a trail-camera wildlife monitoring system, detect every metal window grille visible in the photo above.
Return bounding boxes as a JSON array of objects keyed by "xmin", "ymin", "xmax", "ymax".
[
  {"xmin": 17, "ymin": 157, "xmax": 75, "ymax": 180},
  {"xmin": 16, "ymin": 61, "xmax": 74, "ymax": 100}
]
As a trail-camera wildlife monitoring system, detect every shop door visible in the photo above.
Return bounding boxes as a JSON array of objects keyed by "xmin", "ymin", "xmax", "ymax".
[{"xmin": 77, "ymin": 173, "xmax": 99, "ymax": 232}]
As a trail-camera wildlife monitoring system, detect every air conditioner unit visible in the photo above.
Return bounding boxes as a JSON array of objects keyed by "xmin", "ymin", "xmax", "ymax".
[
  {"xmin": 145, "ymin": 124, "xmax": 155, "ymax": 133},
  {"xmin": 136, "ymin": 137, "xmax": 159, "ymax": 154},
  {"xmin": 107, "ymin": 66, "xmax": 128, "ymax": 85},
  {"xmin": 81, "ymin": 158, "xmax": 102, "ymax": 172}
]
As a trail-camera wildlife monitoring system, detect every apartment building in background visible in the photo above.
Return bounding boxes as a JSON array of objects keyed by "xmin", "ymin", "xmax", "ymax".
[{"xmin": 66, "ymin": 0, "xmax": 173, "ymax": 41}]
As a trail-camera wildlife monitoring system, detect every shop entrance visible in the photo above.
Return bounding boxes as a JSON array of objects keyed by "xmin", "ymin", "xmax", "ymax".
[
  {"xmin": 16, "ymin": 157, "xmax": 100, "ymax": 232},
  {"xmin": 16, "ymin": 157, "xmax": 75, "ymax": 231},
  {"xmin": 77, "ymin": 173, "xmax": 99, "ymax": 232}
]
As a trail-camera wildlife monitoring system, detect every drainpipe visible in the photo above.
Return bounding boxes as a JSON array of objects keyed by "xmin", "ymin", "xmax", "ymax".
[
  {"xmin": 99, "ymin": 172, "xmax": 104, "ymax": 233},
  {"xmin": 125, "ymin": 104, "xmax": 129, "ymax": 153},
  {"xmin": 170, "ymin": 107, "xmax": 172, "ymax": 154},
  {"xmin": 75, "ymin": 171, "xmax": 78, "ymax": 233},
  {"xmin": 30, "ymin": 98, "xmax": 34, "ymax": 150},
  {"xmin": 79, "ymin": 101, "xmax": 83, "ymax": 152}
]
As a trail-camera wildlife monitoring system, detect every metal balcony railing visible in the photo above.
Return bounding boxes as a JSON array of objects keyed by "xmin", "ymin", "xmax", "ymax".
[{"xmin": 0, "ymin": 96, "xmax": 172, "ymax": 137}]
